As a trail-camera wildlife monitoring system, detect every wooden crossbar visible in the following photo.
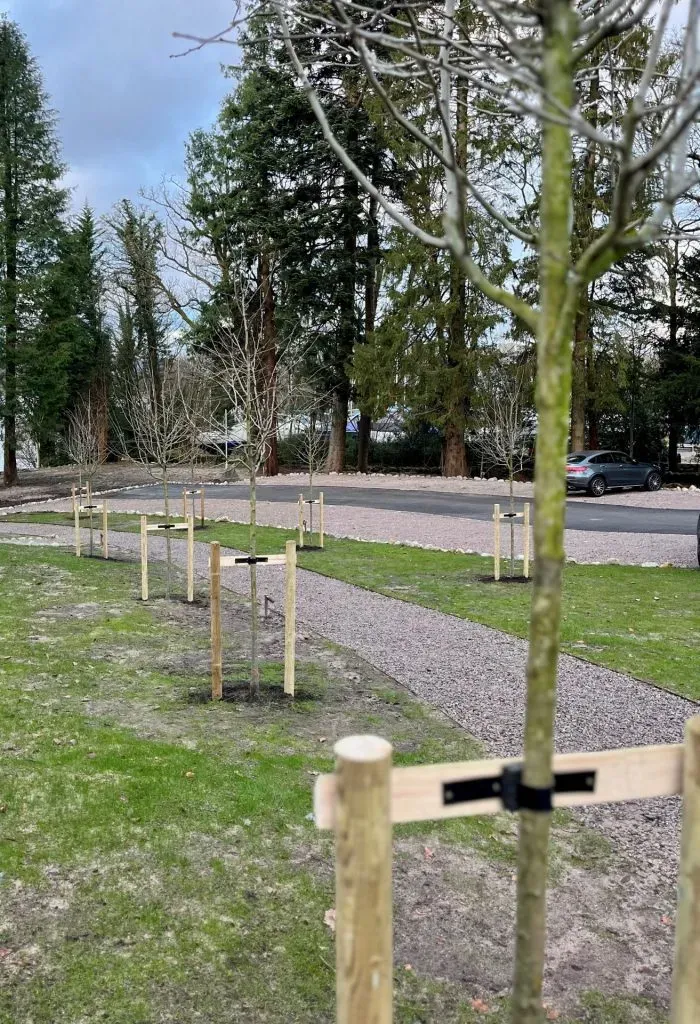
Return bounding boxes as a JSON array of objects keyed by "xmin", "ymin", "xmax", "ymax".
[
  {"xmin": 314, "ymin": 742, "xmax": 684, "ymax": 830},
  {"xmin": 146, "ymin": 522, "xmax": 190, "ymax": 532},
  {"xmin": 219, "ymin": 553, "xmax": 287, "ymax": 568}
]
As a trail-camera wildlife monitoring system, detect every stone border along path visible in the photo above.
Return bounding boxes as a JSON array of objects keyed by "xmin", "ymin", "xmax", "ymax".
[
  {"xmin": 2, "ymin": 517, "xmax": 694, "ymax": 896},
  {"xmin": 3, "ymin": 494, "xmax": 696, "ymax": 567}
]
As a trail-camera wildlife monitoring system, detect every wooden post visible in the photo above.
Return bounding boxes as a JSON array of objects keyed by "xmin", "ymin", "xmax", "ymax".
[
  {"xmin": 319, "ymin": 491, "xmax": 325, "ymax": 549},
  {"xmin": 210, "ymin": 542, "xmax": 223, "ymax": 700},
  {"xmin": 671, "ymin": 716, "xmax": 700, "ymax": 1023},
  {"xmin": 298, "ymin": 494, "xmax": 305, "ymax": 548},
  {"xmin": 140, "ymin": 516, "xmax": 148, "ymax": 601},
  {"xmin": 523, "ymin": 502, "xmax": 530, "ymax": 579},
  {"xmin": 493, "ymin": 504, "xmax": 500, "ymax": 582},
  {"xmin": 200, "ymin": 488, "xmax": 205, "ymax": 528},
  {"xmin": 182, "ymin": 488, "xmax": 187, "ymax": 520},
  {"xmin": 284, "ymin": 540, "xmax": 297, "ymax": 696},
  {"xmin": 74, "ymin": 500, "xmax": 81, "ymax": 558},
  {"xmin": 335, "ymin": 735, "xmax": 393, "ymax": 1024},
  {"xmin": 102, "ymin": 501, "xmax": 109, "ymax": 560},
  {"xmin": 187, "ymin": 515, "xmax": 195, "ymax": 603}
]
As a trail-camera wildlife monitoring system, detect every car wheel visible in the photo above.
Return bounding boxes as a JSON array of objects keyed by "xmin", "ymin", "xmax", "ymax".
[
  {"xmin": 645, "ymin": 471, "xmax": 662, "ymax": 491},
  {"xmin": 588, "ymin": 475, "xmax": 606, "ymax": 497}
]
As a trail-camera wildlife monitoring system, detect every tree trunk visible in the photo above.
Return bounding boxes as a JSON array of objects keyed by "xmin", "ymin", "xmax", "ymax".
[
  {"xmin": 326, "ymin": 389, "xmax": 349, "ymax": 473},
  {"xmin": 512, "ymin": 2, "xmax": 576, "ymax": 1021},
  {"xmin": 442, "ymin": 418, "xmax": 467, "ymax": 477},
  {"xmin": 162, "ymin": 471, "xmax": 172, "ymax": 599},
  {"xmin": 259, "ymin": 251, "xmax": 279, "ymax": 477},
  {"xmin": 249, "ymin": 464, "xmax": 260, "ymax": 697},
  {"xmin": 357, "ymin": 412, "xmax": 371, "ymax": 472},
  {"xmin": 570, "ymin": 301, "xmax": 588, "ymax": 451},
  {"xmin": 666, "ymin": 243, "xmax": 680, "ymax": 472},
  {"xmin": 2, "ymin": 151, "xmax": 18, "ymax": 487},
  {"xmin": 509, "ymin": 471, "xmax": 515, "ymax": 578},
  {"xmin": 570, "ymin": 70, "xmax": 598, "ymax": 454}
]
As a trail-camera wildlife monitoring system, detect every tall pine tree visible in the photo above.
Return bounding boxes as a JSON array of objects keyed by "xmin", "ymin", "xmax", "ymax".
[{"xmin": 0, "ymin": 19, "xmax": 68, "ymax": 482}]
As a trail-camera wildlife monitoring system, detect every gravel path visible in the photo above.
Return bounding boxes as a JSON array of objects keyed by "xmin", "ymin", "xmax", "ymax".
[
  {"xmin": 1, "ymin": 519, "xmax": 694, "ymax": 894},
  {"xmin": 15, "ymin": 494, "xmax": 695, "ymax": 567}
]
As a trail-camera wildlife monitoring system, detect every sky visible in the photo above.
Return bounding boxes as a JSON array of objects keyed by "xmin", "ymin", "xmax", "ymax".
[{"xmin": 7, "ymin": 0, "xmax": 237, "ymax": 215}]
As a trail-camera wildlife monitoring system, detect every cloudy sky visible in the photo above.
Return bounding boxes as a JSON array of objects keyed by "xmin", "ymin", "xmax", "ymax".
[{"xmin": 7, "ymin": 0, "xmax": 236, "ymax": 214}]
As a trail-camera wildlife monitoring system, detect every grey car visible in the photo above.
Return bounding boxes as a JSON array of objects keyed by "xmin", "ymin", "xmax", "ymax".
[{"xmin": 566, "ymin": 450, "xmax": 663, "ymax": 496}]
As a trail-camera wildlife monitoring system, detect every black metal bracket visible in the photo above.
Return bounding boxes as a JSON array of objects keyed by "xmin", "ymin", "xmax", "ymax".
[
  {"xmin": 81, "ymin": 504, "xmax": 100, "ymax": 510},
  {"xmin": 233, "ymin": 555, "xmax": 269, "ymax": 565},
  {"xmin": 156, "ymin": 523, "xmax": 179, "ymax": 530},
  {"xmin": 443, "ymin": 764, "xmax": 596, "ymax": 813}
]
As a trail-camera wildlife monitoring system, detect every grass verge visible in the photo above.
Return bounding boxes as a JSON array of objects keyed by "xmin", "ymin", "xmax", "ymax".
[{"xmin": 7, "ymin": 511, "xmax": 696, "ymax": 700}]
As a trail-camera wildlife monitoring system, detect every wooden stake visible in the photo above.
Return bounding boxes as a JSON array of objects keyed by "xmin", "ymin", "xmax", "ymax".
[
  {"xmin": 140, "ymin": 516, "xmax": 148, "ymax": 601},
  {"xmin": 493, "ymin": 504, "xmax": 500, "ymax": 581},
  {"xmin": 672, "ymin": 716, "xmax": 700, "ymax": 1023},
  {"xmin": 523, "ymin": 503, "xmax": 530, "ymax": 579},
  {"xmin": 298, "ymin": 494, "xmax": 305, "ymax": 548},
  {"xmin": 284, "ymin": 540, "xmax": 297, "ymax": 696},
  {"xmin": 200, "ymin": 488, "xmax": 205, "ymax": 528},
  {"xmin": 187, "ymin": 515, "xmax": 194, "ymax": 603},
  {"xmin": 335, "ymin": 735, "xmax": 393, "ymax": 1024},
  {"xmin": 102, "ymin": 501, "xmax": 108, "ymax": 560},
  {"xmin": 210, "ymin": 542, "xmax": 223, "ymax": 700},
  {"xmin": 319, "ymin": 491, "xmax": 325, "ymax": 549},
  {"xmin": 74, "ymin": 500, "xmax": 81, "ymax": 557}
]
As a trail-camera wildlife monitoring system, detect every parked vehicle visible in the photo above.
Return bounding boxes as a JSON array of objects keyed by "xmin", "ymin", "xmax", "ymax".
[{"xmin": 566, "ymin": 450, "xmax": 663, "ymax": 496}]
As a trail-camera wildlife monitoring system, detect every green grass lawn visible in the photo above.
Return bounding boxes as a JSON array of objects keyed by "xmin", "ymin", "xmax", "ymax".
[
  {"xmin": 0, "ymin": 541, "xmax": 670, "ymax": 1023},
  {"xmin": 9, "ymin": 510, "xmax": 696, "ymax": 700}
]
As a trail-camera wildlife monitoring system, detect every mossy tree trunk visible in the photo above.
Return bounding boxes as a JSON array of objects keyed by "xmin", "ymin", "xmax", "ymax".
[{"xmin": 512, "ymin": 0, "xmax": 577, "ymax": 1020}]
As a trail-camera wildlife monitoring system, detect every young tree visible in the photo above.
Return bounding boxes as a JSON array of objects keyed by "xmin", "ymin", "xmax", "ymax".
[
  {"xmin": 207, "ymin": 283, "xmax": 278, "ymax": 698},
  {"xmin": 0, "ymin": 18, "xmax": 68, "ymax": 485},
  {"xmin": 113, "ymin": 357, "xmax": 204, "ymax": 597},
  {"xmin": 65, "ymin": 395, "xmax": 106, "ymax": 556},
  {"xmin": 473, "ymin": 363, "xmax": 533, "ymax": 575}
]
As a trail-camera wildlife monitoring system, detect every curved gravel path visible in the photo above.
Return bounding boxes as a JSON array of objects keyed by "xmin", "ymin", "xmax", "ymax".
[{"xmin": 1, "ymin": 519, "xmax": 693, "ymax": 885}]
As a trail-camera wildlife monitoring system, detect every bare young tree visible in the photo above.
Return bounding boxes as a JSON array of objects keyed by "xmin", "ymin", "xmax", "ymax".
[
  {"xmin": 113, "ymin": 357, "xmax": 205, "ymax": 596},
  {"xmin": 473, "ymin": 365, "xmax": 532, "ymax": 576},
  {"xmin": 296, "ymin": 413, "xmax": 329, "ymax": 498},
  {"xmin": 175, "ymin": 0, "xmax": 700, "ymax": 1013},
  {"xmin": 65, "ymin": 396, "xmax": 107, "ymax": 557},
  {"xmin": 207, "ymin": 282, "xmax": 279, "ymax": 698}
]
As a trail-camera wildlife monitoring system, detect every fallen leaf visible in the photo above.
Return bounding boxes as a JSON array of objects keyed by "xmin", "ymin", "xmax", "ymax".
[
  {"xmin": 545, "ymin": 1007, "xmax": 560, "ymax": 1020},
  {"xmin": 324, "ymin": 908, "xmax": 336, "ymax": 933},
  {"xmin": 184, "ymin": 771, "xmax": 195, "ymax": 778},
  {"xmin": 423, "ymin": 847, "xmax": 434, "ymax": 861},
  {"xmin": 0, "ymin": 805, "xmax": 6, "ymax": 813},
  {"xmin": 470, "ymin": 998, "xmax": 489, "ymax": 1014},
  {"xmin": 319, "ymin": 737, "xmax": 327, "ymax": 743},
  {"xmin": 404, "ymin": 964, "xmax": 413, "ymax": 972},
  {"xmin": 661, "ymin": 914, "xmax": 672, "ymax": 926},
  {"xmin": 0, "ymin": 949, "xmax": 11, "ymax": 959}
]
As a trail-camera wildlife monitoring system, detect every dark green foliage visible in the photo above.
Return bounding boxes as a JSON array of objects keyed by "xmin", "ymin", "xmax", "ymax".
[{"xmin": 0, "ymin": 17, "xmax": 68, "ymax": 481}]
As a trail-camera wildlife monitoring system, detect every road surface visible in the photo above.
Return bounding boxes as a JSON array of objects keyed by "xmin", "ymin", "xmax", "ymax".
[{"xmin": 106, "ymin": 483, "xmax": 697, "ymax": 536}]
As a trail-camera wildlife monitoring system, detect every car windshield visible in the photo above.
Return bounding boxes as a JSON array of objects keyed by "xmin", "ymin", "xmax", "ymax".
[{"xmin": 567, "ymin": 455, "xmax": 587, "ymax": 464}]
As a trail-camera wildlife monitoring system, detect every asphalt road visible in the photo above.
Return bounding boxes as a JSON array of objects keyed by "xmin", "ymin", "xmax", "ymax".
[{"xmin": 109, "ymin": 483, "xmax": 697, "ymax": 536}]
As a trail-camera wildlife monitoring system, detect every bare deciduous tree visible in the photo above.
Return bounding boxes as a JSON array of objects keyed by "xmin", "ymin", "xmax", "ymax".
[
  {"xmin": 113, "ymin": 358, "xmax": 206, "ymax": 596},
  {"xmin": 473, "ymin": 365, "xmax": 532, "ymax": 576},
  {"xmin": 207, "ymin": 282, "xmax": 279, "ymax": 698},
  {"xmin": 65, "ymin": 396, "xmax": 107, "ymax": 557}
]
